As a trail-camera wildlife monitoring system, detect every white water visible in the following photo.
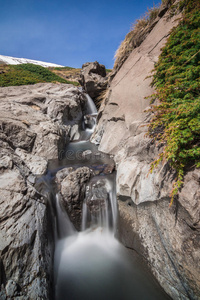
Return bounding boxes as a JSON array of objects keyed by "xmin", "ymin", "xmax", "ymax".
[
  {"xmin": 85, "ymin": 94, "xmax": 97, "ymax": 115},
  {"xmin": 81, "ymin": 176, "xmax": 117, "ymax": 232},
  {"xmin": 53, "ymin": 95, "xmax": 171, "ymax": 300}
]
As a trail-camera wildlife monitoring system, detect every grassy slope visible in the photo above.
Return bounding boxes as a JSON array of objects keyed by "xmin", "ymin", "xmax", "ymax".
[{"xmin": 0, "ymin": 64, "xmax": 79, "ymax": 87}]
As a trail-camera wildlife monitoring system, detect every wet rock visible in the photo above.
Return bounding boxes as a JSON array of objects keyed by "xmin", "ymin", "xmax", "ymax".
[
  {"xmin": 79, "ymin": 61, "xmax": 108, "ymax": 100},
  {"xmin": 103, "ymin": 163, "xmax": 115, "ymax": 174},
  {"xmin": 91, "ymin": 163, "xmax": 115, "ymax": 175},
  {"xmin": 84, "ymin": 114, "xmax": 96, "ymax": 129},
  {"xmin": 56, "ymin": 167, "xmax": 93, "ymax": 231},
  {"xmin": 82, "ymin": 149, "xmax": 92, "ymax": 159}
]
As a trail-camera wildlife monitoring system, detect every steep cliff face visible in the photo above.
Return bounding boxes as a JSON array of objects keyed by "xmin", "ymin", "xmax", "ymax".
[{"xmin": 92, "ymin": 6, "xmax": 200, "ymax": 300}]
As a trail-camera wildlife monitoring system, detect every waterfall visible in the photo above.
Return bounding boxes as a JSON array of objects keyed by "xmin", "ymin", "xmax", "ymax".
[
  {"xmin": 38, "ymin": 94, "xmax": 171, "ymax": 300},
  {"xmin": 84, "ymin": 94, "xmax": 97, "ymax": 115},
  {"xmin": 80, "ymin": 94, "xmax": 98, "ymax": 140},
  {"xmin": 81, "ymin": 176, "xmax": 117, "ymax": 232}
]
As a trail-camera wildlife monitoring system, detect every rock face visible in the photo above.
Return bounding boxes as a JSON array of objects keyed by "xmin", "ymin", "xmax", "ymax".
[
  {"xmin": 79, "ymin": 61, "xmax": 108, "ymax": 101},
  {"xmin": 92, "ymin": 7, "xmax": 200, "ymax": 300},
  {"xmin": 56, "ymin": 167, "xmax": 93, "ymax": 231},
  {"xmin": 0, "ymin": 83, "xmax": 88, "ymax": 299}
]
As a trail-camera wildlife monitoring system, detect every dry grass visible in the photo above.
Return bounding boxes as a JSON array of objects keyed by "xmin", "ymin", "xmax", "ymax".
[
  {"xmin": 95, "ymin": 88, "xmax": 111, "ymax": 108},
  {"xmin": 114, "ymin": 4, "xmax": 161, "ymax": 71},
  {"xmin": 49, "ymin": 67, "xmax": 81, "ymax": 84}
]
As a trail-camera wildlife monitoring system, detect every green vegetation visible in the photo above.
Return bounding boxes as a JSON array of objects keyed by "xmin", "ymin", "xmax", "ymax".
[
  {"xmin": 0, "ymin": 64, "xmax": 79, "ymax": 87},
  {"xmin": 148, "ymin": 0, "xmax": 200, "ymax": 205}
]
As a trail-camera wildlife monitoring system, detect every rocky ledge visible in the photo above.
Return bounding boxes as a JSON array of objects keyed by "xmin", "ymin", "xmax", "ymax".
[{"xmin": 0, "ymin": 83, "xmax": 88, "ymax": 299}]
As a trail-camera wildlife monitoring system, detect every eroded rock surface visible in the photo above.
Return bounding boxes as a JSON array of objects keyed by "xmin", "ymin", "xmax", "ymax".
[
  {"xmin": 92, "ymin": 7, "xmax": 200, "ymax": 300},
  {"xmin": 0, "ymin": 83, "xmax": 88, "ymax": 298}
]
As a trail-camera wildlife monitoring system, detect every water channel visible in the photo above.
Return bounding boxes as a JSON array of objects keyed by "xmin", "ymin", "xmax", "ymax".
[{"xmin": 37, "ymin": 94, "xmax": 171, "ymax": 300}]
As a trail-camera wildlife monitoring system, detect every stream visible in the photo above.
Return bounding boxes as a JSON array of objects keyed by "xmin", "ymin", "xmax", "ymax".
[{"xmin": 36, "ymin": 94, "xmax": 171, "ymax": 300}]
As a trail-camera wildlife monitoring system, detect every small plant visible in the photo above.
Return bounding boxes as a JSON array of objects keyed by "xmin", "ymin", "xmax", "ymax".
[
  {"xmin": 146, "ymin": 5, "xmax": 160, "ymax": 23},
  {"xmin": 148, "ymin": 0, "xmax": 200, "ymax": 205}
]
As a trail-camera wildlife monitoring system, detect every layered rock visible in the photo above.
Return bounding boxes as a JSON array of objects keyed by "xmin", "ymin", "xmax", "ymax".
[
  {"xmin": 0, "ymin": 83, "xmax": 88, "ymax": 298},
  {"xmin": 92, "ymin": 7, "xmax": 200, "ymax": 300}
]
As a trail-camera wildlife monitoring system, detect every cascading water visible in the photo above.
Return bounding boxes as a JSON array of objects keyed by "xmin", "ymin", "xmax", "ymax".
[{"xmin": 38, "ymin": 94, "xmax": 171, "ymax": 300}]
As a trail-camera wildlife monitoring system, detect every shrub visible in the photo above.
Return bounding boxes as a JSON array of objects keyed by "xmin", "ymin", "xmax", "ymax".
[{"xmin": 148, "ymin": 0, "xmax": 200, "ymax": 205}]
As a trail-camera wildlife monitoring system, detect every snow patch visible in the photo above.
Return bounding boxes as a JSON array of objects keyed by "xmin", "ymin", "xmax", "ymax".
[{"xmin": 0, "ymin": 55, "xmax": 64, "ymax": 68}]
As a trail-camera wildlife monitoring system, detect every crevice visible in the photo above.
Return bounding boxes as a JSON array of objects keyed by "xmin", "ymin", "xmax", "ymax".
[
  {"xmin": 108, "ymin": 116, "xmax": 125, "ymax": 122},
  {"xmin": 148, "ymin": 34, "xmax": 170, "ymax": 55},
  {"xmin": 109, "ymin": 102, "xmax": 118, "ymax": 106}
]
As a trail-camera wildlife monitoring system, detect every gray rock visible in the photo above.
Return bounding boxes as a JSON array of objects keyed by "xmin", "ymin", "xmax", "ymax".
[
  {"xmin": 5, "ymin": 280, "xmax": 18, "ymax": 297},
  {"xmin": 15, "ymin": 148, "xmax": 48, "ymax": 175},
  {"xmin": 79, "ymin": 61, "xmax": 108, "ymax": 100},
  {"xmin": 56, "ymin": 167, "xmax": 93, "ymax": 231}
]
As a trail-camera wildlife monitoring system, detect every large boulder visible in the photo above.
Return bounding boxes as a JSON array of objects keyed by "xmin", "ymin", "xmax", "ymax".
[
  {"xmin": 79, "ymin": 61, "xmax": 108, "ymax": 101},
  {"xmin": 92, "ymin": 7, "xmax": 200, "ymax": 300}
]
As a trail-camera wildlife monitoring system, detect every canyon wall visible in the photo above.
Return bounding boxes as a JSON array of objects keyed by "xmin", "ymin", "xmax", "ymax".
[{"xmin": 92, "ymin": 7, "xmax": 200, "ymax": 300}]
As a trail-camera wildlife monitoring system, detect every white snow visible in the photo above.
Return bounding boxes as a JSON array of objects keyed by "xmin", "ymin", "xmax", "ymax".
[{"xmin": 0, "ymin": 55, "xmax": 64, "ymax": 68}]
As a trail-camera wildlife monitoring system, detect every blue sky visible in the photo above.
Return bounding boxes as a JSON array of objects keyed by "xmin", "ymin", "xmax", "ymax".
[{"xmin": 0, "ymin": 0, "xmax": 160, "ymax": 69}]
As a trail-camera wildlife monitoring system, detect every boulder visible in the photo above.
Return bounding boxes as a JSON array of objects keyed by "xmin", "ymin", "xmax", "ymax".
[
  {"xmin": 79, "ymin": 61, "xmax": 108, "ymax": 100},
  {"xmin": 56, "ymin": 167, "xmax": 93, "ymax": 231}
]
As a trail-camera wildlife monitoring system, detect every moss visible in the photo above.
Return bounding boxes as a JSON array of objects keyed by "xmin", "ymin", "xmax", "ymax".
[{"xmin": 148, "ymin": 0, "xmax": 200, "ymax": 204}]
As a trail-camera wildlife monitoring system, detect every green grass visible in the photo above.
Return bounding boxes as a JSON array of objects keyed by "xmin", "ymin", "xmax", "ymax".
[
  {"xmin": 148, "ymin": 0, "xmax": 200, "ymax": 205},
  {"xmin": 0, "ymin": 64, "xmax": 79, "ymax": 87}
]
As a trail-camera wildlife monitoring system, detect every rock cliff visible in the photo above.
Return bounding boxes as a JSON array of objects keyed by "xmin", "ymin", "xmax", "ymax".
[
  {"xmin": 0, "ymin": 83, "xmax": 88, "ymax": 299},
  {"xmin": 92, "ymin": 6, "xmax": 200, "ymax": 300}
]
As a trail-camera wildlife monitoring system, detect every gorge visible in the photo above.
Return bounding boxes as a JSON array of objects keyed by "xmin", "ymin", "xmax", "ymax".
[{"xmin": 0, "ymin": 0, "xmax": 200, "ymax": 299}]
